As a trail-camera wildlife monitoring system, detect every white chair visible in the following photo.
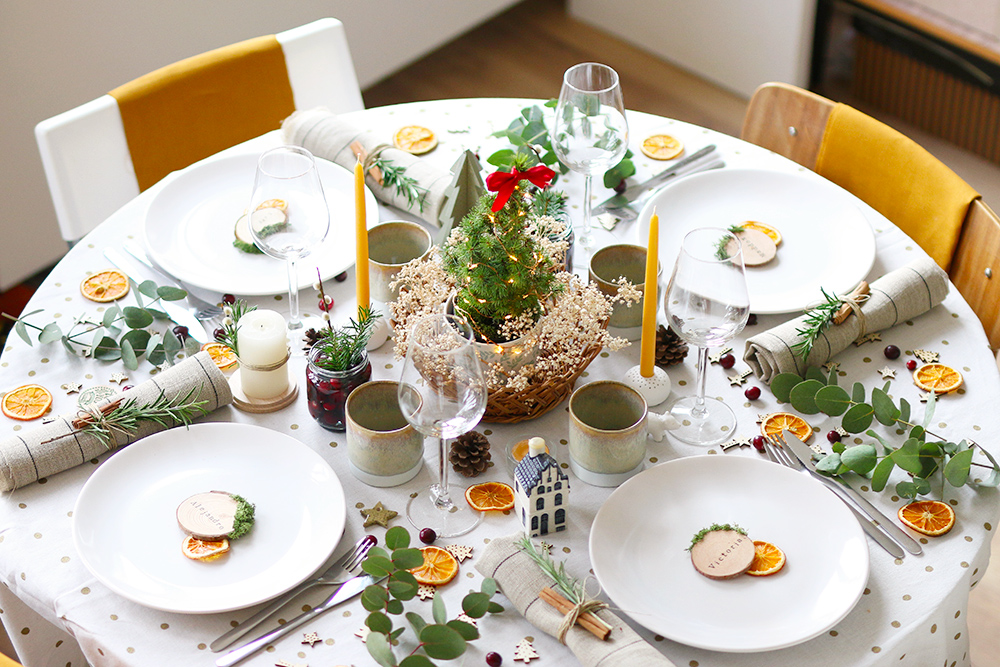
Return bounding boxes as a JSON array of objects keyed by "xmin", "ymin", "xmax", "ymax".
[{"xmin": 35, "ymin": 17, "xmax": 363, "ymax": 244}]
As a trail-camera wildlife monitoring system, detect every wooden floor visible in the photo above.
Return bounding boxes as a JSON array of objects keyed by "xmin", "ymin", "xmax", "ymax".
[{"xmin": 365, "ymin": 1, "xmax": 1000, "ymax": 665}]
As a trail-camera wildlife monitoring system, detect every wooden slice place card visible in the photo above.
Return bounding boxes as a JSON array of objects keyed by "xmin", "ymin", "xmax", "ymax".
[
  {"xmin": 690, "ymin": 527, "xmax": 755, "ymax": 579},
  {"xmin": 176, "ymin": 491, "xmax": 238, "ymax": 540},
  {"xmin": 726, "ymin": 228, "xmax": 777, "ymax": 267}
]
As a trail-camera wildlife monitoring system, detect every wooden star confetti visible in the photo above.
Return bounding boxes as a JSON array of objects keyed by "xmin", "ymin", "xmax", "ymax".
[
  {"xmin": 709, "ymin": 346, "xmax": 734, "ymax": 364},
  {"xmin": 853, "ymin": 332, "xmax": 882, "ymax": 346},
  {"xmin": 721, "ymin": 437, "xmax": 753, "ymax": 451},
  {"xmin": 878, "ymin": 366, "xmax": 897, "ymax": 380},
  {"xmin": 918, "ymin": 391, "xmax": 933, "ymax": 403},
  {"xmin": 444, "ymin": 544, "xmax": 473, "ymax": 562},
  {"xmin": 301, "ymin": 631, "xmax": 322, "ymax": 647},
  {"xmin": 354, "ymin": 625, "xmax": 371, "ymax": 643},
  {"xmin": 360, "ymin": 502, "xmax": 398, "ymax": 528},
  {"xmin": 456, "ymin": 613, "xmax": 477, "ymax": 627},
  {"xmin": 822, "ymin": 361, "xmax": 840, "ymax": 374},
  {"xmin": 275, "ymin": 661, "xmax": 307, "ymax": 667},
  {"xmin": 834, "ymin": 426, "xmax": 849, "ymax": 437},
  {"xmin": 61, "ymin": 382, "xmax": 82, "ymax": 395},
  {"xmin": 514, "ymin": 638, "xmax": 539, "ymax": 663},
  {"xmin": 157, "ymin": 361, "xmax": 172, "ymax": 373},
  {"xmin": 417, "ymin": 584, "xmax": 436, "ymax": 601},
  {"xmin": 109, "ymin": 372, "xmax": 129, "ymax": 385},
  {"xmin": 539, "ymin": 541, "xmax": 552, "ymax": 555},
  {"xmin": 913, "ymin": 348, "xmax": 940, "ymax": 363},
  {"xmin": 727, "ymin": 368, "xmax": 752, "ymax": 386},
  {"xmin": 755, "ymin": 413, "xmax": 768, "ymax": 424}
]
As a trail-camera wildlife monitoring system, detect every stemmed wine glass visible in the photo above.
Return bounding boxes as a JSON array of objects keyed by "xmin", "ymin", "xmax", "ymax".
[
  {"xmin": 664, "ymin": 228, "xmax": 750, "ymax": 445},
  {"xmin": 248, "ymin": 145, "xmax": 330, "ymax": 331},
  {"xmin": 552, "ymin": 62, "xmax": 629, "ymax": 250},
  {"xmin": 398, "ymin": 313, "xmax": 488, "ymax": 537}
]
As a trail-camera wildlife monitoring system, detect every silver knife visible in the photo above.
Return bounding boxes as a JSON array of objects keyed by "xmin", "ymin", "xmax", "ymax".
[
  {"xmin": 592, "ymin": 144, "xmax": 720, "ymax": 215},
  {"xmin": 783, "ymin": 430, "xmax": 923, "ymax": 555},
  {"xmin": 848, "ymin": 504, "xmax": 905, "ymax": 559},
  {"xmin": 216, "ymin": 573, "xmax": 381, "ymax": 667},
  {"xmin": 103, "ymin": 248, "xmax": 205, "ymax": 340}
]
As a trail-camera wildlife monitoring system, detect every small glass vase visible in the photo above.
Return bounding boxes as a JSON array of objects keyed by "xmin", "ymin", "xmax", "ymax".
[{"xmin": 306, "ymin": 346, "xmax": 372, "ymax": 432}]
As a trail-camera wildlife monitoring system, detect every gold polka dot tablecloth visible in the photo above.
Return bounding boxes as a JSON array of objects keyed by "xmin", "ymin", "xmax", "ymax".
[{"xmin": 0, "ymin": 100, "xmax": 997, "ymax": 667}]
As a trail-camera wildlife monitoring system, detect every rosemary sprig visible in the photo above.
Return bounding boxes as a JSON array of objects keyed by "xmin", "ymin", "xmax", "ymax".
[
  {"xmin": 371, "ymin": 156, "xmax": 428, "ymax": 212},
  {"xmin": 517, "ymin": 535, "xmax": 586, "ymax": 604},
  {"xmin": 74, "ymin": 388, "xmax": 209, "ymax": 450},
  {"xmin": 714, "ymin": 225, "xmax": 744, "ymax": 260},
  {"xmin": 216, "ymin": 299, "xmax": 256, "ymax": 357},
  {"xmin": 311, "ymin": 306, "xmax": 381, "ymax": 372},
  {"xmin": 793, "ymin": 288, "xmax": 844, "ymax": 360},
  {"xmin": 688, "ymin": 523, "xmax": 747, "ymax": 551}
]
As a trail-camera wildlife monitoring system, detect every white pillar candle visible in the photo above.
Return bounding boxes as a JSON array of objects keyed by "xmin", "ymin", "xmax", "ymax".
[{"xmin": 237, "ymin": 310, "xmax": 289, "ymax": 399}]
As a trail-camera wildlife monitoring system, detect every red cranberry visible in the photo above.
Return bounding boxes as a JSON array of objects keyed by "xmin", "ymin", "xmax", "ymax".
[
  {"xmin": 906, "ymin": 359, "xmax": 918, "ymax": 371},
  {"xmin": 172, "ymin": 325, "xmax": 189, "ymax": 341},
  {"xmin": 752, "ymin": 435, "xmax": 766, "ymax": 452},
  {"xmin": 884, "ymin": 344, "xmax": 901, "ymax": 360},
  {"xmin": 419, "ymin": 528, "xmax": 437, "ymax": 545},
  {"xmin": 744, "ymin": 386, "xmax": 761, "ymax": 401},
  {"xmin": 214, "ymin": 327, "xmax": 226, "ymax": 341},
  {"xmin": 362, "ymin": 534, "xmax": 377, "ymax": 547},
  {"xmin": 120, "ymin": 385, "xmax": 134, "ymax": 392},
  {"xmin": 318, "ymin": 297, "xmax": 334, "ymax": 312},
  {"xmin": 747, "ymin": 313, "xmax": 758, "ymax": 326},
  {"xmin": 720, "ymin": 353, "xmax": 736, "ymax": 369},
  {"xmin": 486, "ymin": 652, "xmax": 503, "ymax": 667},
  {"xmin": 827, "ymin": 430, "xmax": 842, "ymax": 443},
  {"xmin": 334, "ymin": 271, "xmax": 349, "ymax": 283},
  {"xmin": 222, "ymin": 294, "xmax": 236, "ymax": 305},
  {"xmin": 613, "ymin": 179, "xmax": 627, "ymax": 195}
]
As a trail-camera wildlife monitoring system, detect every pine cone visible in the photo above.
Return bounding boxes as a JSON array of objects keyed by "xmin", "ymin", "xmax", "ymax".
[
  {"xmin": 655, "ymin": 324, "xmax": 689, "ymax": 367},
  {"xmin": 449, "ymin": 431, "xmax": 492, "ymax": 477},
  {"xmin": 302, "ymin": 327, "xmax": 325, "ymax": 352}
]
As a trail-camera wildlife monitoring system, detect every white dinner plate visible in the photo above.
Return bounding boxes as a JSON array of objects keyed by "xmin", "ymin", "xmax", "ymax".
[
  {"xmin": 73, "ymin": 423, "xmax": 346, "ymax": 614},
  {"xmin": 589, "ymin": 455, "xmax": 869, "ymax": 652},
  {"xmin": 634, "ymin": 168, "xmax": 876, "ymax": 314},
  {"xmin": 143, "ymin": 152, "xmax": 379, "ymax": 295}
]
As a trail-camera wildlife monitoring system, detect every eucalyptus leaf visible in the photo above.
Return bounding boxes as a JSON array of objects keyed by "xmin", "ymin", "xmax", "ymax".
[
  {"xmin": 841, "ymin": 444, "xmax": 878, "ymax": 475},
  {"xmin": 909, "ymin": 425, "xmax": 926, "ymax": 442},
  {"xmin": 895, "ymin": 480, "xmax": 918, "ymax": 499},
  {"xmin": 147, "ymin": 344, "xmax": 166, "ymax": 366},
  {"xmin": 827, "ymin": 367, "xmax": 839, "ymax": 385},
  {"xmin": 362, "ymin": 584, "xmax": 390, "ymax": 612},
  {"xmin": 367, "ymin": 611, "xmax": 393, "ymax": 635},
  {"xmin": 386, "ymin": 599, "xmax": 404, "ymax": 615},
  {"xmin": 804, "ymin": 366, "xmax": 827, "ymax": 383},
  {"xmin": 391, "ymin": 548, "xmax": 424, "ymax": 571},
  {"xmin": 944, "ymin": 448, "xmax": 974, "ymax": 487},
  {"xmin": 481, "ymin": 577, "xmax": 497, "ymax": 596},
  {"xmin": 851, "ymin": 382, "xmax": 866, "ymax": 403},
  {"xmin": 447, "ymin": 619, "xmax": 479, "ymax": 640},
  {"xmin": 432, "ymin": 593, "xmax": 447, "ymax": 625},
  {"xmin": 842, "ymin": 403, "xmax": 874, "ymax": 433},
  {"xmin": 789, "ymin": 379, "xmax": 824, "ymax": 414},
  {"xmin": 184, "ymin": 336, "xmax": 201, "ymax": 355},
  {"xmin": 163, "ymin": 330, "xmax": 182, "ymax": 356},
  {"xmin": 399, "ymin": 656, "xmax": 434, "ymax": 667},
  {"xmin": 121, "ymin": 329, "xmax": 151, "ymax": 355},
  {"xmin": 815, "ymin": 453, "xmax": 842, "ymax": 475},
  {"xmin": 385, "ymin": 526, "xmax": 410, "ymax": 550},
  {"xmin": 770, "ymin": 373, "xmax": 802, "ymax": 403},
  {"xmin": 815, "ymin": 384, "xmax": 851, "ymax": 416},
  {"xmin": 487, "ymin": 601, "xmax": 505, "ymax": 614},
  {"xmin": 461, "ymin": 592, "xmax": 490, "ymax": 619},
  {"xmin": 899, "ymin": 397, "xmax": 911, "ymax": 424},
  {"xmin": 913, "ymin": 477, "xmax": 932, "ymax": 495},
  {"xmin": 972, "ymin": 445, "xmax": 1000, "ymax": 487},
  {"xmin": 120, "ymin": 338, "xmax": 138, "ymax": 371},
  {"xmin": 366, "ymin": 632, "xmax": 396, "ymax": 667},
  {"xmin": 14, "ymin": 320, "xmax": 30, "ymax": 346},
  {"xmin": 871, "ymin": 455, "xmax": 895, "ymax": 492},
  {"xmin": 93, "ymin": 336, "xmax": 121, "ymax": 361},
  {"xmin": 122, "ymin": 306, "xmax": 153, "ymax": 329},
  {"xmin": 891, "ymin": 439, "xmax": 923, "ymax": 475},
  {"xmin": 406, "ymin": 611, "xmax": 428, "ymax": 636},
  {"xmin": 487, "ymin": 150, "xmax": 515, "ymax": 167},
  {"xmin": 138, "ymin": 280, "xmax": 159, "ymax": 299},
  {"xmin": 832, "ymin": 441, "xmax": 845, "ymax": 454},
  {"xmin": 420, "ymin": 624, "xmax": 466, "ymax": 661},
  {"xmin": 38, "ymin": 323, "xmax": 63, "ymax": 344},
  {"xmin": 362, "ymin": 556, "xmax": 394, "ymax": 579},
  {"xmin": 866, "ymin": 429, "xmax": 891, "ymax": 455},
  {"xmin": 871, "ymin": 387, "xmax": 900, "ymax": 426},
  {"xmin": 156, "ymin": 286, "xmax": 187, "ymax": 301},
  {"xmin": 922, "ymin": 391, "xmax": 936, "ymax": 428},
  {"xmin": 388, "ymin": 577, "xmax": 418, "ymax": 601},
  {"xmin": 390, "ymin": 627, "xmax": 405, "ymax": 641},
  {"xmin": 102, "ymin": 305, "xmax": 121, "ymax": 328},
  {"xmin": 368, "ymin": 546, "xmax": 389, "ymax": 560},
  {"xmin": 132, "ymin": 283, "xmax": 144, "ymax": 309},
  {"xmin": 147, "ymin": 308, "xmax": 170, "ymax": 321}
]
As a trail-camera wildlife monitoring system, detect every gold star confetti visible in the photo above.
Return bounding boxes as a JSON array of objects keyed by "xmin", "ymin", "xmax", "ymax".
[
  {"xmin": 417, "ymin": 584, "xmax": 436, "ymax": 601},
  {"xmin": 109, "ymin": 372, "xmax": 128, "ymax": 385},
  {"xmin": 913, "ymin": 348, "xmax": 940, "ymax": 363},
  {"xmin": 878, "ymin": 366, "xmax": 896, "ymax": 380},
  {"xmin": 360, "ymin": 502, "xmax": 398, "ymax": 528},
  {"xmin": 721, "ymin": 437, "xmax": 753, "ymax": 451},
  {"xmin": 301, "ymin": 631, "xmax": 322, "ymax": 647},
  {"xmin": 354, "ymin": 625, "xmax": 371, "ymax": 643},
  {"xmin": 853, "ymin": 332, "xmax": 882, "ymax": 346},
  {"xmin": 709, "ymin": 346, "xmax": 734, "ymax": 364},
  {"xmin": 444, "ymin": 544, "xmax": 473, "ymax": 562},
  {"xmin": 61, "ymin": 382, "xmax": 82, "ymax": 395},
  {"xmin": 727, "ymin": 369, "xmax": 752, "ymax": 386}
]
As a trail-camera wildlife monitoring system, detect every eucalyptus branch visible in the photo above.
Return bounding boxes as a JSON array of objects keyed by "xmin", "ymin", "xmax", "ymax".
[{"xmin": 371, "ymin": 156, "xmax": 428, "ymax": 212}]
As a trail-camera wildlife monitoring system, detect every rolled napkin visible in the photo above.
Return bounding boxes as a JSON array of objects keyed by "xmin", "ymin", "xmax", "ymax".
[
  {"xmin": 0, "ymin": 352, "xmax": 232, "ymax": 491},
  {"xmin": 282, "ymin": 107, "xmax": 453, "ymax": 226},
  {"xmin": 476, "ymin": 533, "xmax": 676, "ymax": 667},
  {"xmin": 744, "ymin": 257, "xmax": 950, "ymax": 382}
]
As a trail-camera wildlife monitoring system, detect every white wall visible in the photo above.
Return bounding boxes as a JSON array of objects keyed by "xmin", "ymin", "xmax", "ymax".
[
  {"xmin": 568, "ymin": 0, "xmax": 815, "ymax": 98},
  {"xmin": 0, "ymin": 0, "xmax": 520, "ymax": 290}
]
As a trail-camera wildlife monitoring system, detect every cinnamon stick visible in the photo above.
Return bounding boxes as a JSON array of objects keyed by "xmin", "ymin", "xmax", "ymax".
[
  {"xmin": 833, "ymin": 281, "xmax": 870, "ymax": 325},
  {"xmin": 539, "ymin": 586, "xmax": 612, "ymax": 640},
  {"xmin": 70, "ymin": 397, "xmax": 123, "ymax": 429},
  {"xmin": 350, "ymin": 140, "xmax": 384, "ymax": 185}
]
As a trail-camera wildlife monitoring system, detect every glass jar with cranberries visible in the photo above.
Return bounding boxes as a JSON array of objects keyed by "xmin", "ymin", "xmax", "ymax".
[{"xmin": 306, "ymin": 346, "xmax": 372, "ymax": 431}]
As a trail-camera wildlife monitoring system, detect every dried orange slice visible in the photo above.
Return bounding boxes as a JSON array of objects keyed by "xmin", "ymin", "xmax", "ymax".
[
  {"xmin": 255, "ymin": 198, "xmax": 287, "ymax": 211},
  {"xmin": 746, "ymin": 540, "xmax": 786, "ymax": 576},
  {"xmin": 393, "ymin": 125, "xmax": 438, "ymax": 154},
  {"xmin": 760, "ymin": 412, "xmax": 812, "ymax": 442},
  {"xmin": 465, "ymin": 481, "xmax": 515, "ymax": 512},
  {"xmin": 898, "ymin": 500, "xmax": 955, "ymax": 536},
  {"xmin": 181, "ymin": 535, "xmax": 230, "ymax": 561},
  {"xmin": 913, "ymin": 363, "xmax": 963, "ymax": 394},
  {"xmin": 80, "ymin": 269, "xmax": 130, "ymax": 303},
  {"xmin": 640, "ymin": 134, "xmax": 684, "ymax": 160},
  {"xmin": 201, "ymin": 342, "xmax": 239, "ymax": 371},
  {"xmin": 409, "ymin": 546, "xmax": 459, "ymax": 586},
  {"xmin": 742, "ymin": 221, "xmax": 782, "ymax": 246},
  {"xmin": 1, "ymin": 384, "xmax": 53, "ymax": 421}
]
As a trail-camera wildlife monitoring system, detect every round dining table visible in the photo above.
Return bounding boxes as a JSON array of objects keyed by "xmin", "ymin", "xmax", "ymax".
[{"xmin": 1, "ymin": 98, "xmax": 998, "ymax": 667}]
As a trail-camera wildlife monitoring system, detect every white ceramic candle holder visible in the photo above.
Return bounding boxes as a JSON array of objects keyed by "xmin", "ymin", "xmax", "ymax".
[{"xmin": 623, "ymin": 364, "xmax": 672, "ymax": 407}]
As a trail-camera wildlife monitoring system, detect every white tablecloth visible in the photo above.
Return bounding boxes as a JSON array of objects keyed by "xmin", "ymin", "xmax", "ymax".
[{"xmin": 1, "ymin": 99, "xmax": 998, "ymax": 667}]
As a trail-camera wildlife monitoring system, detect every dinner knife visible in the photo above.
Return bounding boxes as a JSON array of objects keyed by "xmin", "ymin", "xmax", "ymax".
[
  {"xmin": 592, "ymin": 143, "xmax": 720, "ymax": 214},
  {"xmin": 216, "ymin": 573, "xmax": 380, "ymax": 667},
  {"xmin": 782, "ymin": 430, "xmax": 923, "ymax": 556},
  {"xmin": 103, "ymin": 248, "xmax": 206, "ymax": 340}
]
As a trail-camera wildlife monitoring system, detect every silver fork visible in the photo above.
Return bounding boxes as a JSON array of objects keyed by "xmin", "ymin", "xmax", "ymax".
[
  {"xmin": 762, "ymin": 435, "xmax": 906, "ymax": 558},
  {"xmin": 210, "ymin": 535, "xmax": 376, "ymax": 652},
  {"xmin": 123, "ymin": 241, "xmax": 224, "ymax": 321}
]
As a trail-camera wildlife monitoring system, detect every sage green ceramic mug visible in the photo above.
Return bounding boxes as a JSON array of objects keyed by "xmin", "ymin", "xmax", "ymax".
[
  {"xmin": 368, "ymin": 221, "xmax": 433, "ymax": 303},
  {"xmin": 346, "ymin": 381, "xmax": 423, "ymax": 487},
  {"xmin": 588, "ymin": 244, "xmax": 661, "ymax": 340},
  {"xmin": 568, "ymin": 381, "xmax": 648, "ymax": 487}
]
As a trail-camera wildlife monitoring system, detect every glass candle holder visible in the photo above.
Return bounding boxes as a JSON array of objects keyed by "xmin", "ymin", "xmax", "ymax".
[{"xmin": 306, "ymin": 347, "xmax": 372, "ymax": 432}]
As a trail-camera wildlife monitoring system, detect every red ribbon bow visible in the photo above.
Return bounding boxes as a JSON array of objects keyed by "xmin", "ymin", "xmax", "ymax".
[{"xmin": 485, "ymin": 165, "xmax": 556, "ymax": 212}]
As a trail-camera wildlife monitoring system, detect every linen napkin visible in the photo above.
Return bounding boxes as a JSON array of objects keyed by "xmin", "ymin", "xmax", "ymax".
[
  {"xmin": 0, "ymin": 352, "xmax": 232, "ymax": 491},
  {"xmin": 744, "ymin": 257, "xmax": 949, "ymax": 382},
  {"xmin": 476, "ymin": 533, "xmax": 676, "ymax": 667},
  {"xmin": 282, "ymin": 108, "xmax": 453, "ymax": 226},
  {"xmin": 815, "ymin": 104, "xmax": 978, "ymax": 270}
]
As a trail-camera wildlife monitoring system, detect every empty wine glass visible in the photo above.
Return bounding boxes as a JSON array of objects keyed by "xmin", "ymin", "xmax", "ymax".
[
  {"xmin": 552, "ymin": 62, "xmax": 629, "ymax": 250},
  {"xmin": 248, "ymin": 146, "xmax": 330, "ymax": 330},
  {"xmin": 398, "ymin": 314, "xmax": 488, "ymax": 537},
  {"xmin": 664, "ymin": 228, "xmax": 750, "ymax": 445}
]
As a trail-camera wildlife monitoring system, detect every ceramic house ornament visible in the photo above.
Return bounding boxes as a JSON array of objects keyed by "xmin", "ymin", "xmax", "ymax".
[{"xmin": 514, "ymin": 437, "xmax": 569, "ymax": 537}]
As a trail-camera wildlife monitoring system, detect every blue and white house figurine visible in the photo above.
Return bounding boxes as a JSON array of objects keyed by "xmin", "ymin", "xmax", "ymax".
[{"xmin": 513, "ymin": 437, "xmax": 569, "ymax": 537}]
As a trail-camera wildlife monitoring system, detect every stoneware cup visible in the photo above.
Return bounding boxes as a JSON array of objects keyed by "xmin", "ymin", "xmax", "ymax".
[
  {"xmin": 588, "ymin": 244, "xmax": 660, "ymax": 340},
  {"xmin": 568, "ymin": 380, "xmax": 648, "ymax": 487},
  {"xmin": 345, "ymin": 380, "xmax": 424, "ymax": 487},
  {"xmin": 368, "ymin": 221, "xmax": 433, "ymax": 303}
]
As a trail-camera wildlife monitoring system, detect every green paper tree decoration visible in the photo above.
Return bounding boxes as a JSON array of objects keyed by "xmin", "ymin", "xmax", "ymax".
[{"xmin": 436, "ymin": 149, "xmax": 486, "ymax": 244}]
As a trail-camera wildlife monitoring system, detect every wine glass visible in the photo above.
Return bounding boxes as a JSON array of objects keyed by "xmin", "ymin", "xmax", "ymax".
[
  {"xmin": 664, "ymin": 228, "xmax": 750, "ymax": 445},
  {"xmin": 552, "ymin": 62, "xmax": 629, "ymax": 250},
  {"xmin": 398, "ymin": 313, "xmax": 488, "ymax": 537},
  {"xmin": 248, "ymin": 145, "xmax": 330, "ymax": 331}
]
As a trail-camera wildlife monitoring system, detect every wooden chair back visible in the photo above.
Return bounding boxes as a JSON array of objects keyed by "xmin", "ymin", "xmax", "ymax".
[
  {"xmin": 949, "ymin": 198, "xmax": 1000, "ymax": 350},
  {"xmin": 740, "ymin": 82, "xmax": 833, "ymax": 169}
]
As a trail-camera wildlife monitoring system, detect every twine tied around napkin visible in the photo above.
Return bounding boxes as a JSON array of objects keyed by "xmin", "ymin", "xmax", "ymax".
[{"xmin": 548, "ymin": 585, "xmax": 609, "ymax": 644}]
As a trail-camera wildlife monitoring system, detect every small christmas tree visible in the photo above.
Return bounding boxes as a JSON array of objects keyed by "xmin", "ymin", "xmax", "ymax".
[{"xmin": 440, "ymin": 159, "xmax": 563, "ymax": 344}]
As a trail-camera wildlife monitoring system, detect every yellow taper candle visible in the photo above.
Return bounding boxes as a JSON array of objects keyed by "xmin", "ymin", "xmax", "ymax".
[
  {"xmin": 639, "ymin": 208, "xmax": 659, "ymax": 377},
  {"xmin": 355, "ymin": 157, "xmax": 370, "ymax": 316}
]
